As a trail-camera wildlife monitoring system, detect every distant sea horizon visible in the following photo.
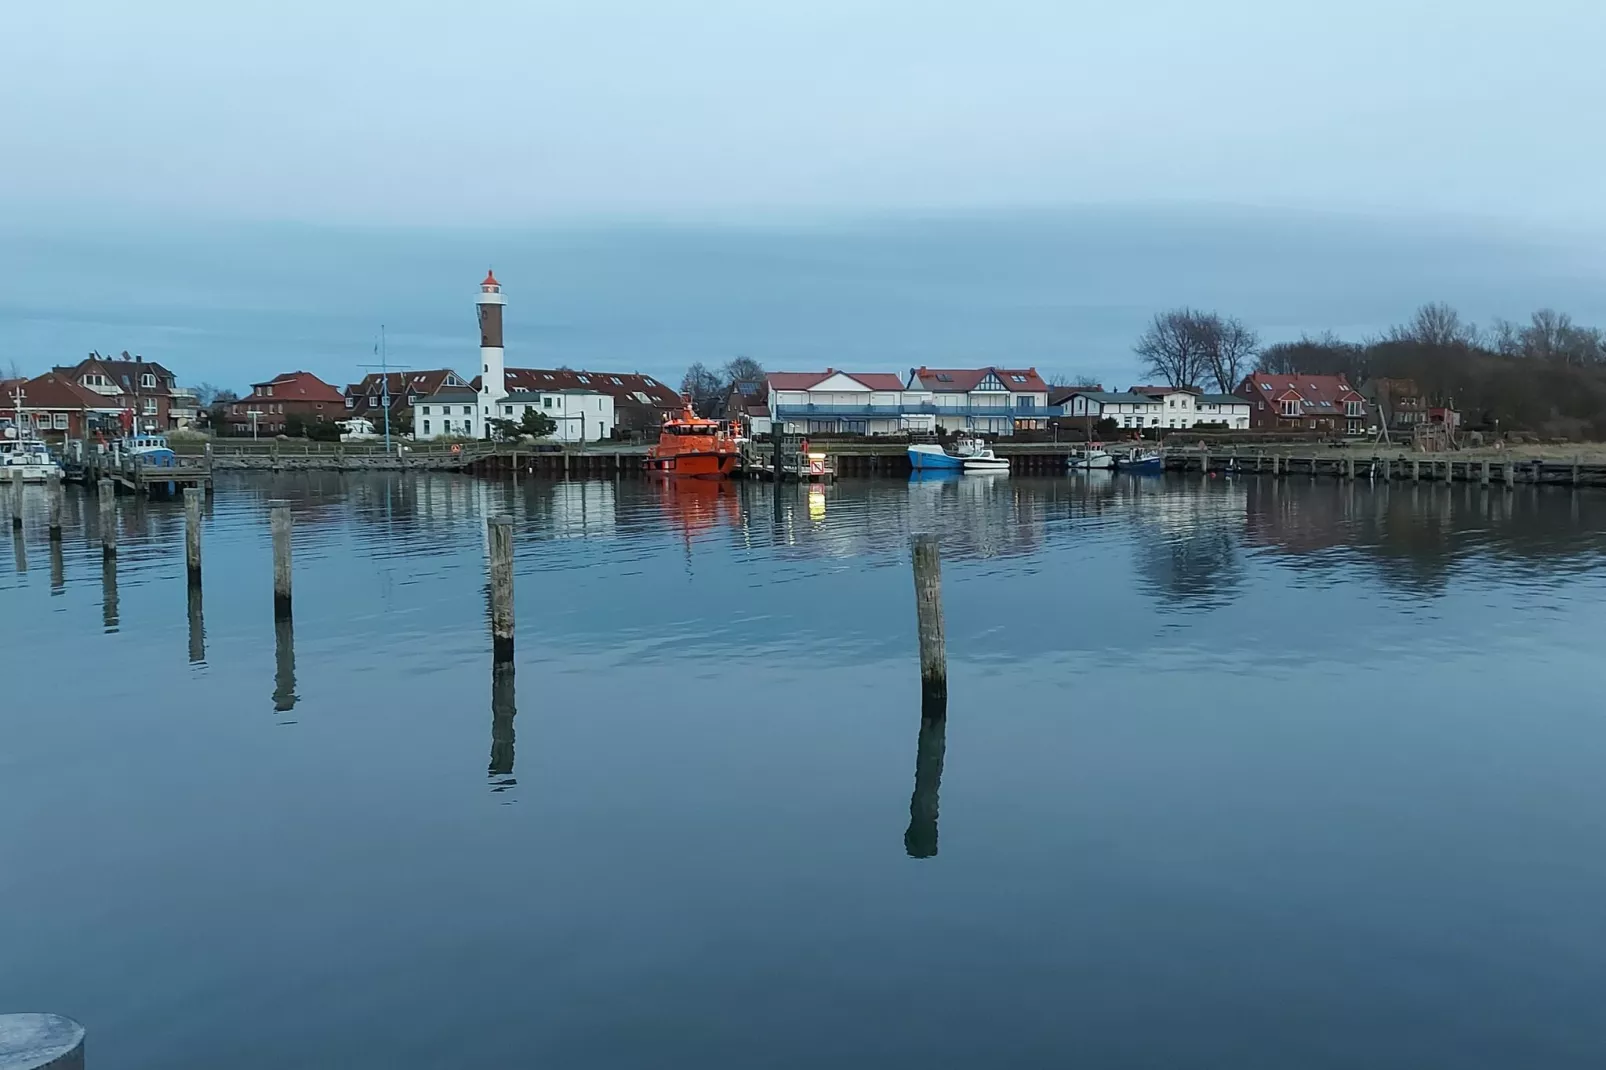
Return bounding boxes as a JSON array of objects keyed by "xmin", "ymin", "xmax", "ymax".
[{"xmin": 3, "ymin": 205, "xmax": 1603, "ymax": 393}]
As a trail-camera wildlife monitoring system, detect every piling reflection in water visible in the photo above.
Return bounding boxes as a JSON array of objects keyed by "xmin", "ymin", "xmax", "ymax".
[
  {"xmin": 49, "ymin": 540, "xmax": 64, "ymax": 596},
  {"xmin": 488, "ymin": 660, "xmax": 516, "ymax": 791},
  {"xmin": 12, "ymin": 530, "xmax": 24, "ymax": 574},
  {"xmin": 273, "ymin": 618, "xmax": 297, "ymax": 713},
  {"xmin": 100, "ymin": 553, "xmax": 118, "ymax": 632},
  {"xmin": 187, "ymin": 584, "xmax": 206, "ymax": 665},
  {"xmin": 904, "ymin": 714, "xmax": 947, "ymax": 859}
]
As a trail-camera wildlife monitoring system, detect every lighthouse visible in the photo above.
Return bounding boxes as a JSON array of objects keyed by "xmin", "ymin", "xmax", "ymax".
[{"xmin": 477, "ymin": 270, "xmax": 507, "ymax": 433}]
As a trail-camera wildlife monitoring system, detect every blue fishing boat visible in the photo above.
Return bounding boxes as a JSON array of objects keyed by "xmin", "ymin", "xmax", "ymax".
[
  {"xmin": 1116, "ymin": 449, "xmax": 1163, "ymax": 473},
  {"xmin": 907, "ymin": 435, "xmax": 1010, "ymax": 473}
]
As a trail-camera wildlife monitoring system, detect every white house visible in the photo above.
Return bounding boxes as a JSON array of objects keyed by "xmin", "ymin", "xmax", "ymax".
[
  {"xmin": 767, "ymin": 371, "xmax": 936, "ymax": 435},
  {"xmin": 907, "ymin": 367, "xmax": 1051, "ymax": 435},
  {"xmin": 1192, "ymin": 393, "xmax": 1251, "ymax": 429},
  {"xmin": 415, "ymin": 388, "xmax": 612, "ymax": 442},
  {"xmin": 1063, "ymin": 391, "xmax": 1164, "ymax": 430}
]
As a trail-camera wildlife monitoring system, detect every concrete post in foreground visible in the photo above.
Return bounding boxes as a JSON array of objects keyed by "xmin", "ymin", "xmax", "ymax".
[
  {"xmin": 270, "ymin": 500, "xmax": 292, "ymax": 619},
  {"xmin": 183, "ymin": 487, "xmax": 203, "ymax": 586},
  {"xmin": 488, "ymin": 515, "xmax": 515, "ymax": 661},
  {"xmin": 97, "ymin": 479, "xmax": 115, "ymax": 556},
  {"xmin": 46, "ymin": 471, "xmax": 63, "ymax": 541},
  {"xmin": 10, "ymin": 470, "xmax": 22, "ymax": 530},
  {"xmin": 911, "ymin": 534, "xmax": 947, "ymax": 716},
  {"xmin": 0, "ymin": 1012, "xmax": 85, "ymax": 1070}
]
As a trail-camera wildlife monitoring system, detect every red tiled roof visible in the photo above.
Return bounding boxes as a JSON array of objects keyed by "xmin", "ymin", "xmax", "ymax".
[
  {"xmin": 55, "ymin": 353, "xmax": 178, "ymax": 396},
  {"xmin": 1, "ymin": 372, "xmax": 110, "ymax": 411},
  {"xmin": 250, "ymin": 371, "xmax": 346, "ymax": 402},
  {"xmin": 1238, "ymin": 373, "xmax": 1362, "ymax": 417},
  {"xmin": 766, "ymin": 371, "xmax": 908, "ymax": 391},
  {"xmin": 345, "ymin": 369, "xmax": 468, "ymax": 399},
  {"xmin": 910, "ymin": 367, "xmax": 1049, "ymax": 393},
  {"xmin": 497, "ymin": 368, "xmax": 680, "ymax": 407}
]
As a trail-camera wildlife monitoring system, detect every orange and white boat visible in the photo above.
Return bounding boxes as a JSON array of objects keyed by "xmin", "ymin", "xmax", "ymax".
[{"xmin": 647, "ymin": 397, "xmax": 740, "ymax": 479}]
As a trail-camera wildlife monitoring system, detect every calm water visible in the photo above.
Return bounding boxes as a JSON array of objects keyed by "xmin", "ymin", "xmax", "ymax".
[{"xmin": 4, "ymin": 472, "xmax": 1606, "ymax": 1068}]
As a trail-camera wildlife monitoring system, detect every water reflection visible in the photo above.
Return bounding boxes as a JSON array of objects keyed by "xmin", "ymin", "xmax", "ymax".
[
  {"xmin": 488, "ymin": 661, "xmax": 516, "ymax": 792},
  {"xmin": 187, "ymin": 584, "xmax": 206, "ymax": 665},
  {"xmin": 904, "ymin": 715, "xmax": 947, "ymax": 859},
  {"xmin": 49, "ymin": 540, "xmax": 64, "ymax": 595},
  {"xmin": 100, "ymin": 554, "xmax": 118, "ymax": 632},
  {"xmin": 12, "ymin": 530, "xmax": 24, "ymax": 574},
  {"xmin": 273, "ymin": 619, "xmax": 297, "ymax": 713}
]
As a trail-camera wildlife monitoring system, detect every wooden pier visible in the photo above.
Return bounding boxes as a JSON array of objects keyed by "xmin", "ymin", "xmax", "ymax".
[
  {"xmin": 71, "ymin": 449, "xmax": 212, "ymax": 496},
  {"xmin": 1162, "ymin": 450, "xmax": 1606, "ymax": 487}
]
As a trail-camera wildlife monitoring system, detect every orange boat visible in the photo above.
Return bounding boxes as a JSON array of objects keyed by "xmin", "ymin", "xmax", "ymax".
[{"xmin": 647, "ymin": 397, "xmax": 740, "ymax": 479}]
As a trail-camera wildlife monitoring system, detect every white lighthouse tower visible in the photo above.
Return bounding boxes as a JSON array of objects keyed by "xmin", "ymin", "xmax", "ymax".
[{"xmin": 477, "ymin": 269, "xmax": 507, "ymax": 434}]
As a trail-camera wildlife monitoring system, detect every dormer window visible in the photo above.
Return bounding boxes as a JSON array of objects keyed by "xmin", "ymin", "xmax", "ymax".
[
  {"xmin": 1281, "ymin": 399, "xmax": 1299, "ymax": 417},
  {"xmin": 141, "ymin": 373, "xmax": 156, "ymax": 388},
  {"xmin": 1010, "ymin": 374, "xmax": 1026, "ymax": 383}
]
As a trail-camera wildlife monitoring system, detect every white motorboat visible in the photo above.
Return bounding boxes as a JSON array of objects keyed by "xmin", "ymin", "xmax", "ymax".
[
  {"xmin": 1066, "ymin": 447, "xmax": 1115, "ymax": 470},
  {"xmin": 908, "ymin": 434, "xmax": 1010, "ymax": 473},
  {"xmin": 1, "ymin": 440, "xmax": 64, "ymax": 482}
]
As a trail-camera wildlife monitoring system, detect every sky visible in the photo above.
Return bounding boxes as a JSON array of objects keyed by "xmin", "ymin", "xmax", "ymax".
[{"xmin": 4, "ymin": 0, "xmax": 1604, "ymax": 226}]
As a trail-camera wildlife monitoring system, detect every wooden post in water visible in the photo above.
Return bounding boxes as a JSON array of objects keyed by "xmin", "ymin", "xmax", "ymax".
[
  {"xmin": 1346, "ymin": 456, "xmax": 1355, "ymax": 480},
  {"xmin": 9, "ymin": 470, "xmax": 21, "ymax": 530},
  {"xmin": 488, "ymin": 514, "xmax": 514, "ymax": 661},
  {"xmin": 46, "ymin": 470, "xmax": 63, "ymax": 541},
  {"xmin": 1269, "ymin": 454, "xmax": 1279, "ymax": 477},
  {"xmin": 1411, "ymin": 458, "xmax": 1420, "ymax": 482},
  {"xmin": 270, "ymin": 500, "xmax": 292, "ymax": 619},
  {"xmin": 1502, "ymin": 461, "xmax": 1515, "ymax": 491},
  {"xmin": 97, "ymin": 478, "xmax": 116, "ymax": 556},
  {"xmin": 911, "ymin": 534, "xmax": 947, "ymax": 716},
  {"xmin": 1573, "ymin": 457, "xmax": 1581, "ymax": 486},
  {"xmin": 772, "ymin": 428, "xmax": 784, "ymax": 482},
  {"xmin": 904, "ymin": 713, "xmax": 947, "ymax": 859},
  {"xmin": 1532, "ymin": 459, "xmax": 1542, "ymax": 484},
  {"xmin": 184, "ymin": 487, "xmax": 203, "ymax": 587},
  {"xmin": 1481, "ymin": 459, "xmax": 1491, "ymax": 487},
  {"xmin": 0, "ymin": 1012, "xmax": 86, "ymax": 1070}
]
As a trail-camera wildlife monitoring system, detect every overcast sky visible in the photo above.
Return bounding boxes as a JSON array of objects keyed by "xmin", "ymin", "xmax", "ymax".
[{"xmin": 4, "ymin": 0, "xmax": 1602, "ymax": 227}]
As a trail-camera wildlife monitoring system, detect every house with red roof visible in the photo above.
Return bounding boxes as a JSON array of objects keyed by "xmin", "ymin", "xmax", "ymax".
[
  {"xmin": 1, "ymin": 372, "xmax": 126, "ymax": 439},
  {"xmin": 223, "ymin": 371, "xmax": 346, "ymax": 436},
  {"xmin": 343, "ymin": 369, "xmax": 471, "ymax": 427},
  {"xmin": 1235, "ymin": 373, "xmax": 1368, "ymax": 434},
  {"xmin": 907, "ymin": 367, "xmax": 1050, "ymax": 435},
  {"xmin": 52, "ymin": 351, "xmax": 194, "ymax": 431},
  {"xmin": 766, "ymin": 370, "xmax": 937, "ymax": 435}
]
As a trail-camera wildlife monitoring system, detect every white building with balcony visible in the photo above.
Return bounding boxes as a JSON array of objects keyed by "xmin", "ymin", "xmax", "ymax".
[
  {"xmin": 767, "ymin": 371, "xmax": 936, "ymax": 435},
  {"xmin": 907, "ymin": 367, "xmax": 1051, "ymax": 435},
  {"xmin": 1062, "ymin": 391, "xmax": 1164, "ymax": 430},
  {"xmin": 416, "ymin": 387, "xmax": 612, "ymax": 442}
]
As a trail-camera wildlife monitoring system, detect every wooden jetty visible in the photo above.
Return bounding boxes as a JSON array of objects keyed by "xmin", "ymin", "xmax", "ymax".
[
  {"xmin": 71, "ymin": 449, "xmax": 212, "ymax": 496},
  {"xmin": 1162, "ymin": 449, "xmax": 1606, "ymax": 487}
]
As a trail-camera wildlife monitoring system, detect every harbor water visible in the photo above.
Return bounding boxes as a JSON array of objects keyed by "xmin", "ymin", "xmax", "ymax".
[{"xmin": 4, "ymin": 471, "xmax": 1606, "ymax": 1068}]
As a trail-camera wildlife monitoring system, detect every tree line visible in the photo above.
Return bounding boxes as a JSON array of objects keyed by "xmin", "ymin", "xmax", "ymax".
[
  {"xmin": 1135, "ymin": 303, "xmax": 1606, "ymax": 436},
  {"xmin": 680, "ymin": 356, "xmax": 765, "ymax": 415}
]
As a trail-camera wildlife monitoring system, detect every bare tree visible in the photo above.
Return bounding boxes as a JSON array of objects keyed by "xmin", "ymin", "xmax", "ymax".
[
  {"xmin": 1046, "ymin": 373, "xmax": 1103, "ymax": 389},
  {"xmin": 1191, "ymin": 313, "xmax": 1259, "ymax": 393},
  {"xmin": 2, "ymin": 359, "xmax": 22, "ymax": 381},
  {"xmin": 1489, "ymin": 318, "xmax": 1524, "ymax": 358},
  {"xmin": 1390, "ymin": 302, "xmax": 1476, "ymax": 348},
  {"xmin": 679, "ymin": 362, "xmax": 724, "ymax": 414},
  {"xmin": 722, "ymin": 355, "xmax": 764, "ymax": 386},
  {"xmin": 1134, "ymin": 309, "xmax": 1206, "ymax": 389}
]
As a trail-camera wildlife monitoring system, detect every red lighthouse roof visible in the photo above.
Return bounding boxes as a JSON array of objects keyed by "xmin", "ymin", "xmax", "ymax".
[{"xmin": 482, "ymin": 269, "xmax": 500, "ymax": 288}]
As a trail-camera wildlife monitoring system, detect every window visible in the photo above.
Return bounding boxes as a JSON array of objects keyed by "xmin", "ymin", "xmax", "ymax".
[
  {"xmin": 142, "ymin": 399, "xmax": 158, "ymax": 414},
  {"xmin": 610, "ymin": 376, "xmax": 622, "ymax": 385},
  {"xmin": 421, "ymin": 406, "xmax": 431, "ymax": 415},
  {"xmin": 1258, "ymin": 401, "xmax": 1264, "ymax": 410},
  {"xmin": 367, "ymin": 397, "xmax": 377, "ymax": 407},
  {"xmin": 543, "ymin": 397, "xmax": 553, "ymax": 409},
  {"xmin": 1281, "ymin": 400, "xmax": 1299, "ymax": 417},
  {"xmin": 1169, "ymin": 399, "xmax": 1176, "ymax": 408},
  {"xmin": 54, "ymin": 413, "xmax": 68, "ymax": 429},
  {"xmin": 266, "ymin": 385, "xmax": 274, "ymax": 396},
  {"xmin": 345, "ymin": 397, "xmax": 355, "ymax": 408},
  {"xmin": 35, "ymin": 413, "xmax": 50, "ymax": 427},
  {"xmin": 577, "ymin": 374, "xmax": 590, "ymax": 384},
  {"xmin": 1260, "ymin": 382, "xmax": 1271, "ymax": 391},
  {"xmin": 503, "ymin": 405, "xmax": 513, "ymax": 415},
  {"xmin": 141, "ymin": 373, "xmax": 156, "ymax": 388},
  {"xmin": 422, "ymin": 419, "xmax": 431, "ymax": 434},
  {"xmin": 1346, "ymin": 401, "xmax": 1363, "ymax": 416},
  {"xmin": 1010, "ymin": 374, "xmax": 1026, "ymax": 383}
]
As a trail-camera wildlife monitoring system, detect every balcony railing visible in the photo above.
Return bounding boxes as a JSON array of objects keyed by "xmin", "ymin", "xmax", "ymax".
[{"xmin": 773, "ymin": 403, "xmax": 1062, "ymax": 418}]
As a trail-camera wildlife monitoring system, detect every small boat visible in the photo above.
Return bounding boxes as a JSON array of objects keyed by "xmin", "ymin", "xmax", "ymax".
[
  {"xmin": 1115, "ymin": 449, "xmax": 1163, "ymax": 473},
  {"xmin": 908, "ymin": 434, "xmax": 1010, "ymax": 473},
  {"xmin": 647, "ymin": 397, "xmax": 739, "ymax": 479},
  {"xmin": 1, "ymin": 439, "xmax": 64, "ymax": 482},
  {"xmin": 113, "ymin": 433, "xmax": 178, "ymax": 468},
  {"xmin": 1066, "ymin": 446, "xmax": 1115, "ymax": 470}
]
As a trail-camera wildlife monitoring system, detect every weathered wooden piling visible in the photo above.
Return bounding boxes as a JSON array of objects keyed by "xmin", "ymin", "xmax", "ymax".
[
  {"xmin": 0, "ymin": 1011, "xmax": 86, "ymax": 1070},
  {"xmin": 1481, "ymin": 460, "xmax": 1491, "ymax": 487},
  {"xmin": 1269, "ymin": 454, "xmax": 1279, "ymax": 476},
  {"xmin": 1346, "ymin": 456, "xmax": 1356, "ymax": 480},
  {"xmin": 1531, "ymin": 459, "xmax": 1542, "ymax": 484},
  {"xmin": 270, "ymin": 500, "xmax": 292, "ymax": 619},
  {"xmin": 1411, "ymin": 458, "xmax": 1420, "ymax": 482},
  {"xmin": 1503, "ymin": 461, "xmax": 1515, "ymax": 491},
  {"xmin": 97, "ymin": 478, "xmax": 115, "ymax": 556},
  {"xmin": 183, "ymin": 487, "xmax": 203, "ymax": 587},
  {"xmin": 1573, "ymin": 457, "xmax": 1582, "ymax": 486},
  {"xmin": 46, "ymin": 470, "xmax": 63, "ymax": 541},
  {"xmin": 9, "ymin": 470, "xmax": 22, "ymax": 530},
  {"xmin": 488, "ymin": 514, "xmax": 515, "ymax": 661},
  {"xmin": 911, "ymin": 533, "xmax": 947, "ymax": 714}
]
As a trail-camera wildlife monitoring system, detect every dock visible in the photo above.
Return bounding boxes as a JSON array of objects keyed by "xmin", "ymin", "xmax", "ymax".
[
  {"xmin": 70, "ymin": 449, "xmax": 212, "ymax": 496},
  {"xmin": 1162, "ymin": 449, "xmax": 1606, "ymax": 487}
]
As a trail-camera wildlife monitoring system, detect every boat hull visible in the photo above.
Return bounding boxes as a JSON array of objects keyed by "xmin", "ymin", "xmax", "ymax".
[
  {"xmin": 908, "ymin": 444, "xmax": 965, "ymax": 471},
  {"xmin": 961, "ymin": 458, "xmax": 1011, "ymax": 472},
  {"xmin": 1067, "ymin": 453, "xmax": 1115, "ymax": 470},
  {"xmin": 4, "ymin": 464, "xmax": 63, "ymax": 483},
  {"xmin": 649, "ymin": 451, "xmax": 737, "ymax": 479}
]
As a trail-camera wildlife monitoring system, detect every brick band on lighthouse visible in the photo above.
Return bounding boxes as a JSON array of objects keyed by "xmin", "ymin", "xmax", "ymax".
[{"xmin": 478, "ymin": 270, "xmax": 507, "ymax": 435}]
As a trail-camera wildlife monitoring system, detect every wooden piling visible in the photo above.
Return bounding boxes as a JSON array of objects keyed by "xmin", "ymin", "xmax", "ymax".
[
  {"xmin": 1573, "ymin": 457, "xmax": 1581, "ymax": 486},
  {"xmin": 270, "ymin": 500, "xmax": 292, "ymax": 619},
  {"xmin": 184, "ymin": 486, "xmax": 203, "ymax": 586},
  {"xmin": 0, "ymin": 1012, "xmax": 86, "ymax": 1070},
  {"xmin": 488, "ymin": 514, "xmax": 515, "ymax": 661},
  {"xmin": 46, "ymin": 470, "xmax": 63, "ymax": 541},
  {"xmin": 1412, "ymin": 459, "xmax": 1420, "ymax": 482},
  {"xmin": 97, "ymin": 478, "xmax": 116, "ymax": 556},
  {"xmin": 1481, "ymin": 460, "xmax": 1491, "ymax": 487},
  {"xmin": 9, "ymin": 470, "xmax": 21, "ymax": 530},
  {"xmin": 1346, "ymin": 456, "xmax": 1355, "ymax": 480},
  {"xmin": 1532, "ymin": 459, "xmax": 1542, "ymax": 484},
  {"xmin": 911, "ymin": 534, "xmax": 947, "ymax": 715},
  {"xmin": 1503, "ymin": 461, "xmax": 1515, "ymax": 490}
]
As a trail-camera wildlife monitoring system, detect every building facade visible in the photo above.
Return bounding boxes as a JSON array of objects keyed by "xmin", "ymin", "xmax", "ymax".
[
  {"xmin": 1236, "ymin": 373, "xmax": 1367, "ymax": 434},
  {"xmin": 415, "ymin": 388, "xmax": 611, "ymax": 442},
  {"xmin": 1, "ymin": 372, "xmax": 125, "ymax": 439},
  {"xmin": 53, "ymin": 352, "xmax": 183, "ymax": 432},
  {"xmin": 767, "ymin": 371, "xmax": 935, "ymax": 435},
  {"xmin": 224, "ymin": 371, "xmax": 347, "ymax": 436},
  {"xmin": 344, "ymin": 369, "xmax": 471, "ymax": 428},
  {"xmin": 1360, "ymin": 377, "xmax": 1426, "ymax": 435},
  {"xmin": 1062, "ymin": 391, "xmax": 1163, "ymax": 430},
  {"xmin": 907, "ymin": 367, "xmax": 1051, "ymax": 434}
]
